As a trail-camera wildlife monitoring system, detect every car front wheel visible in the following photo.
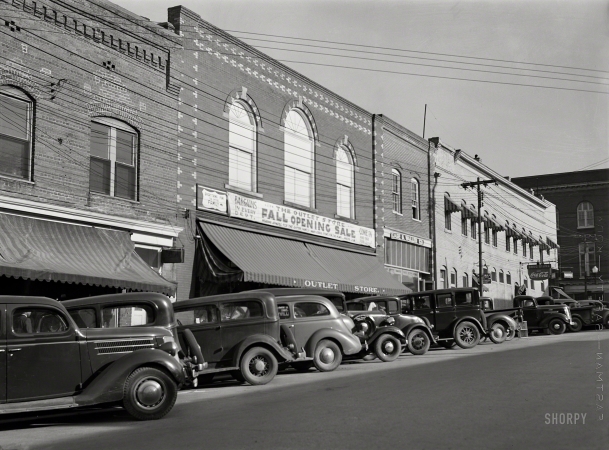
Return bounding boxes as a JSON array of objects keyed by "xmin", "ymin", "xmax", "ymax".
[
  {"xmin": 240, "ymin": 347, "xmax": 278, "ymax": 386},
  {"xmin": 313, "ymin": 340, "xmax": 342, "ymax": 372},
  {"xmin": 488, "ymin": 323, "xmax": 507, "ymax": 344},
  {"xmin": 123, "ymin": 367, "xmax": 178, "ymax": 421},
  {"xmin": 407, "ymin": 329, "xmax": 430, "ymax": 355},
  {"xmin": 374, "ymin": 334, "xmax": 401, "ymax": 362},
  {"xmin": 546, "ymin": 319, "xmax": 566, "ymax": 335},
  {"xmin": 568, "ymin": 317, "xmax": 583, "ymax": 333},
  {"xmin": 454, "ymin": 321, "xmax": 480, "ymax": 349}
]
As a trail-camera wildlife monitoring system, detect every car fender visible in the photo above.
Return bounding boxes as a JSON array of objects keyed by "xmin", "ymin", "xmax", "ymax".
[
  {"xmin": 451, "ymin": 317, "xmax": 485, "ymax": 336},
  {"xmin": 402, "ymin": 323, "xmax": 436, "ymax": 344},
  {"xmin": 366, "ymin": 326, "xmax": 407, "ymax": 346},
  {"xmin": 76, "ymin": 348, "xmax": 185, "ymax": 406},
  {"xmin": 487, "ymin": 314, "xmax": 517, "ymax": 331},
  {"xmin": 539, "ymin": 313, "xmax": 569, "ymax": 328},
  {"xmin": 303, "ymin": 328, "xmax": 362, "ymax": 356},
  {"xmin": 231, "ymin": 334, "xmax": 295, "ymax": 367}
]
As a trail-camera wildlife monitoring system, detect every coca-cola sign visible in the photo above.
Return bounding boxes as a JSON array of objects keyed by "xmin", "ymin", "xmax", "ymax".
[{"xmin": 528, "ymin": 264, "xmax": 551, "ymax": 280}]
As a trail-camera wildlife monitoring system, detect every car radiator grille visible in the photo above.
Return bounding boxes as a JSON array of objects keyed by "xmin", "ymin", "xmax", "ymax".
[{"xmin": 95, "ymin": 339, "xmax": 155, "ymax": 354}]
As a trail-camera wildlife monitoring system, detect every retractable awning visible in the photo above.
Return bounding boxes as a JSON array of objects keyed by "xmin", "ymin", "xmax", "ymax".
[
  {"xmin": 462, "ymin": 204, "xmax": 478, "ymax": 220},
  {"xmin": 198, "ymin": 222, "xmax": 411, "ymax": 295},
  {"xmin": 0, "ymin": 213, "xmax": 176, "ymax": 295},
  {"xmin": 444, "ymin": 196, "xmax": 461, "ymax": 214},
  {"xmin": 546, "ymin": 237, "xmax": 559, "ymax": 249}
]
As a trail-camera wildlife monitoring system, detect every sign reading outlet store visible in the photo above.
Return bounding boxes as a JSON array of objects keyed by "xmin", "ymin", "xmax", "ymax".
[{"xmin": 196, "ymin": 185, "xmax": 376, "ymax": 248}]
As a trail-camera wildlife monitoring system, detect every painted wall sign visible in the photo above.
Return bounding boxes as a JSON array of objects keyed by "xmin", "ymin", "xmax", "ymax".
[
  {"xmin": 227, "ymin": 192, "xmax": 376, "ymax": 248},
  {"xmin": 528, "ymin": 264, "xmax": 552, "ymax": 280},
  {"xmin": 388, "ymin": 231, "xmax": 432, "ymax": 248},
  {"xmin": 302, "ymin": 280, "xmax": 339, "ymax": 290},
  {"xmin": 196, "ymin": 185, "xmax": 228, "ymax": 214}
]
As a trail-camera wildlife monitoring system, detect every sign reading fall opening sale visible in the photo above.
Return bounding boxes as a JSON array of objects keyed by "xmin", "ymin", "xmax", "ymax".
[{"xmin": 227, "ymin": 192, "xmax": 376, "ymax": 248}]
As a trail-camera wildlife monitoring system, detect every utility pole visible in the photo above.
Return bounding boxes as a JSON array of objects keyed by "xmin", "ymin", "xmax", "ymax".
[{"xmin": 461, "ymin": 177, "xmax": 497, "ymax": 298}]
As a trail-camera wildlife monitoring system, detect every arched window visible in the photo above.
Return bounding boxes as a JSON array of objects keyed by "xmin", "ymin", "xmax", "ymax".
[
  {"xmin": 577, "ymin": 202, "xmax": 594, "ymax": 228},
  {"xmin": 450, "ymin": 268, "xmax": 457, "ymax": 287},
  {"xmin": 411, "ymin": 178, "xmax": 420, "ymax": 220},
  {"xmin": 284, "ymin": 109, "xmax": 314, "ymax": 207},
  {"xmin": 392, "ymin": 169, "xmax": 402, "ymax": 214},
  {"xmin": 499, "ymin": 270, "xmax": 504, "ymax": 283},
  {"xmin": 462, "ymin": 273, "xmax": 469, "ymax": 287},
  {"xmin": 440, "ymin": 266, "xmax": 447, "ymax": 289},
  {"xmin": 0, "ymin": 86, "xmax": 33, "ymax": 180},
  {"xmin": 491, "ymin": 267, "xmax": 497, "ymax": 282},
  {"xmin": 336, "ymin": 146, "xmax": 354, "ymax": 218},
  {"xmin": 228, "ymin": 101, "xmax": 256, "ymax": 191},
  {"xmin": 506, "ymin": 272, "xmax": 512, "ymax": 285},
  {"xmin": 90, "ymin": 117, "xmax": 138, "ymax": 200}
]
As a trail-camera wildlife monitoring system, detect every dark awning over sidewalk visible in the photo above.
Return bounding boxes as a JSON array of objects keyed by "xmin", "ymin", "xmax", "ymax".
[
  {"xmin": 198, "ymin": 222, "xmax": 411, "ymax": 295},
  {"xmin": 0, "ymin": 213, "xmax": 176, "ymax": 295}
]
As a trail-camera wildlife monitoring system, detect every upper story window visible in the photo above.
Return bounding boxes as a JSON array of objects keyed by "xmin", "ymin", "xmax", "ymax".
[
  {"xmin": 0, "ymin": 86, "xmax": 33, "ymax": 180},
  {"xmin": 392, "ymin": 169, "xmax": 402, "ymax": 214},
  {"xmin": 284, "ymin": 109, "xmax": 314, "ymax": 208},
  {"xmin": 461, "ymin": 210, "xmax": 468, "ymax": 237},
  {"xmin": 440, "ymin": 267, "xmax": 447, "ymax": 289},
  {"xmin": 336, "ymin": 146, "xmax": 354, "ymax": 218},
  {"xmin": 411, "ymin": 178, "xmax": 420, "ymax": 220},
  {"xmin": 577, "ymin": 202, "xmax": 594, "ymax": 228},
  {"xmin": 450, "ymin": 268, "xmax": 457, "ymax": 287},
  {"xmin": 228, "ymin": 101, "xmax": 256, "ymax": 192},
  {"xmin": 462, "ymin": 273, "xmax": 469, "ymax": 287},
  {"xmin": 90, "ymin": 118, "xmax": 138, "ymax": 200},
  {"xmin": 506, "ymin": 272, "xmax": 512, "ymax": 285},
  {"xmin": 499, "ymin": 270, "xmax": 504, "ymax": 283}
]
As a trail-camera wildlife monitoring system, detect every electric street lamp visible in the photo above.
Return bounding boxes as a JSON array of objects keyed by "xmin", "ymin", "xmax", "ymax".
[{"xmin": 584, "ymin": 265, "xmax": 599, "ymax": 300}]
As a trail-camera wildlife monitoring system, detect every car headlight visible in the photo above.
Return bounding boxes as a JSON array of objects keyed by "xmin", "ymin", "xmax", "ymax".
[
  {"xmin": 162, "ymin": 335, "xmax": 175, "ymax": 344},
  {"xmin": 385, "ymin": 317, "xmax": 395, "ymax": 326}
]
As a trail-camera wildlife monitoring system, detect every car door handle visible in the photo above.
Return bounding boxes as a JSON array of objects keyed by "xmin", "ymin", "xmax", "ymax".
[
  {"xmin": 288, "ymin": 324, "xmax": 295, "ymax": 328},
  {"xmin": 0, "ymin": 349, "xmax": 5, "ymax": 353},
  {"xmin": 8, "ymin": 348, "xmax": 21, "ymax": 352}
]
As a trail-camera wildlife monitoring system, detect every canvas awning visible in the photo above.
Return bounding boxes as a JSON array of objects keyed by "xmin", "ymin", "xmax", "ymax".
[
  {"xmin": 198, "ymin": 222, "xmax": 411, "ymax": 295},
  {"xmin": 444, "ymin": 196, "xmax": 461, "ymax": 214},
  {"xmin": 462, "ymin": 204, "xmax": 478, "ymax": 220},
  {"xmin": 546, "ymin": 237, "xmax": 559, "ymax": 249},
  {"xmin": 0, "ymin": 213, "xmax": 176, "ymax": 295}
]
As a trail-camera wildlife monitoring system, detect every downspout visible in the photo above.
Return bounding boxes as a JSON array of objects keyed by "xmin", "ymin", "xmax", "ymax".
[
  {"xmin": 428, "ymin": 139, "xmax": 436, "ymax": 289},
  {"xmin": 372, "ymin": 114, "xmax": 379, "ymax": 257}
]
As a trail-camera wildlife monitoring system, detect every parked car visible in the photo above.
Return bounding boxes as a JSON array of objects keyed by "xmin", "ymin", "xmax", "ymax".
[
  {"xmin": 494, "ymin": 296, "xmax": 574, "ymax": 335},
  {"xmin": 245, "ymin": 288, "xmax": 406, "ymax": 362},
  {"xmin": 479, "ymin": 297, "xmax": 518, "ymax": 341},
  {"xmin": 275, "ymin": 295, "xmax": 362, "ymax": 372},
  {"xmin": 400, "ymin": 288, "xmax": 494, "ymax": 349},
  {"xmin": 0, "ymin": 295, "xmax": 189, "ymax": 420},
  {"xmin": 63, "ymin": 292, "xmax": 205, "ymax": 385},
  {"xmin": 346, "ymin": 296, "xmax": 435, "ymax": 355},
  {"xmin": 578, "ymin": 300, "xmax": 609, "ymax": 328},
  {"xmin": 536, "ymin": 296, "xmax": 596, "ymax": 332}
]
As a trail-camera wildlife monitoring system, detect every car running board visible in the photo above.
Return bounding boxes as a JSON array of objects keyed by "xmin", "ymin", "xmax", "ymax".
[{"xmin": 0, "ymin": 396, "xmax": 77, "ymax": 414}]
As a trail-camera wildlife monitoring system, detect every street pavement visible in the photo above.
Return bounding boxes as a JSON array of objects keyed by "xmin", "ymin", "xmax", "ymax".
[{"xmin": 0, "ymin": 330, "xmax": 607, "ymax": 450}]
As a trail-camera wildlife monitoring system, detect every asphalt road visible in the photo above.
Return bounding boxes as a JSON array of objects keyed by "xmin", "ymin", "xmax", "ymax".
[{"xmin": 1, "ymin": 330, "xmax": 608, "ymax": 450}]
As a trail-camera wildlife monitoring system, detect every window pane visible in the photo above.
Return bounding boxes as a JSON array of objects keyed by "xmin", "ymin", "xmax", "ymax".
[
  {"xmin": 229, "ymin": 147, "xmax": 252, "ymax": 190},
  {"xmin": 0, "ymin": 95, "xmax": 29, "ymax": 140},
  {"xmin": 13, "ymin": 308, "xmax": 68, "ymax": 334},
  {"xmin": 69, "ymin": 308, "xmax": 97, "ymax": 328},
  {"xmin": 102, "ymin": 305, "xmax": 154, "ymax": 327},
  {"xmin": 294, "ymin": 302, "xmax": 330, "ymax": 318},
  {"xmin": 336, "ymin": 159, "xmax": 352, "ymax": 187},
  {"xmin": 90, "ymin": 158, "xmax": 110, "ymax": 194},
  {"xmin": 116, "ymin": 129, "xmax": 135, "ymax": 165},
  {"xmin": 135, "ymin": 247, "xmax": 161, "ymax": 269},
  {"xmin": 0, "ymin": 135, "xmax": 28, "ymax": 178},
  {"xmin": 115, "ymin": 163, "xmax": 135, "ymax": 200},
  {"xmin": 285, "ymin": 132, "xmax": 312, "ymax": 173},
  {"xmin": 175, "ymin": 306, "xmax": 218, "ymax": 325},
  {"xmin": 220, "ymin": 301, "xmax": 263, "ymax": 321},
  {"xmin": 91, "ymin": 122, "xmax": 110, "ymax": 159},
  {"xmin": 337, "ymin": 184, "xmax": 351, "ymax": 217},
  {"xmin": 285, "ymin": 166, "xmax": 310, "ymax": 206}
]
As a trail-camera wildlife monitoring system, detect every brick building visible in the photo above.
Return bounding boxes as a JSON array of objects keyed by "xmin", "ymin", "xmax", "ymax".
[
  {"xmin": 430, "ymin": 138, "xmax": 559, "ymax": 307},
  {"xmin": 374, "ymin": 115, "xmax": 432, "ymax": 292},
  {"xmin": 167, "ymin": 6, "xmax": 406, "ymax": 300},
  {"xmin": 512, "ymin": 169, "xmax": 609, "ymax": 301},
  {"xmin": 0, "ymin": 0, "xmax": 182, "ymax": 299}
]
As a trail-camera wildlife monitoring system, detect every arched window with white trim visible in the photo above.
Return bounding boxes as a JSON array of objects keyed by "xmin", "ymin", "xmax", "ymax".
[
  {"xmin": 284, "ymin": 109, "xmax": 314, "ymax": 207},
  {"xmin": 336, "ymin": 146, "xmax": 354, "ymax": 218},
  {"xmin": 228, "ymin": 100, "xmax": 256, "ymax": 192}
]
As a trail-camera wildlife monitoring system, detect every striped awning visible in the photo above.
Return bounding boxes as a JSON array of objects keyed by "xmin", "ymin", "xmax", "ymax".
[
  {"xmin": 462, "ymin": 204, "xmax": 478, "ymax": 220},
  {"xmin": 546, "ymin": 237, "xmax": 560, "ymax": 249},
  {"xmin": 0, "ymin": 213, "xmax": 176, "ymax": 295},
  {"xmin": 199, "ymin": 222, "xmax": 411, "ymax": 295},
  {"xmin": 444, "ymin": 196, "xmax": 461, "ymax": 214}
]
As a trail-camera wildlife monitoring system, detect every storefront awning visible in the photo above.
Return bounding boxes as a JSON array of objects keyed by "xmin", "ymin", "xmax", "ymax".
[
  {"xmin": 546, "ymin": 237, "xmax": 559, "ymax": 249},
  {"xmin": 0, "ymin": 213, "xmax": 176, "ymax": 295},
  {"xmin": 199, "ymin": 222, "xmax": 411, "ymax": 296},
  {"xmin": 444, "ymin": 196, "xmax": 461, "ymax": 214},
  {"xmin": 462, "ymin": 204, "xmax": 478, "ymax": 220},
  {"xmin": 305, "ymin": 244, "xmax": 412, "ymax": 295}
]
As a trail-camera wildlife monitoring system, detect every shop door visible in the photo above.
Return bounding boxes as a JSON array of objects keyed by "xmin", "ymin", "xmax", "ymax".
[
  {"xmin": 7, "ymin": 304, "xmax": 81, "ymax": 401},
  {"xmin": 0, "ymin": 304, "xmax": 6, "ymax": 403}
]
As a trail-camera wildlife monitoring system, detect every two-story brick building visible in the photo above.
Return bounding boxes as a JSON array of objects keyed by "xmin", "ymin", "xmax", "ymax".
[
  {"xmin": 430, "ymin": 138, "xmax": 559, "ymax": 307},
  {"xmin": 167, "ymin": 6, "xmax": 407, "ymax": 300},
  {"xmin": 0, "ymin": 0, "xmax": 182, "ymax": 299},
  {"xmin": 512, "ymin": 169, "xmax": 609, "ymax": 301}
]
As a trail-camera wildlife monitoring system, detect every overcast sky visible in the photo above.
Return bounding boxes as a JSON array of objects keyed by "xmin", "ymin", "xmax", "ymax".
[{"xmin": 115, "ymin": 0, "xmax": 609, "ymax": 178}]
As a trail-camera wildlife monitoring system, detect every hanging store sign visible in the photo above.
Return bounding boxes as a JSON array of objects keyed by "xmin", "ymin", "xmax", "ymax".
[
  {"xmin": 388, "ymin": 231, "xmax": 432, "ymax": 248},
  {"xmin": 528, "ymin": 264, "xmax": 552, "ymax": 280},
  {"xmin": 227, "ymin": 192, "xmax": 376, "ymax": 248},
  {"xmin": 196, "ymin": 185, "xmax": 228, "ymax": 214}
]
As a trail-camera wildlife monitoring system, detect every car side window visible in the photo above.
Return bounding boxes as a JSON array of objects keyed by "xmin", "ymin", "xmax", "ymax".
[
  {"xmin": 278, "ymin": 304, "xmax": 291, "ymax": 319},
  {"xmin": 329, "ymin": 297, "xmax": 344, "ymax": 312},
  {"xmin": 455, "ymin": 292, "xmax": 473, "ymax": 306},
  {"xmin": 413, "ymin": 295, "xmax": 431, "ymax": 310},
  {"xmin": 436, "ymin": 294, "xmax": 453, "ymax": 308},
  {"xmin": 387, "ymin": 300, "xmax": 399, "ymax": 314},
  {"xmin": 220, "ymin": 301, "xmax": 263, "ymax": 322},
  {"xmin": 175, "ymin": 305, "xmax": 218, "ymax": 325},
  {"xmin": 347, "ymin": 302, "xmax": 365, "ymax": 311},
  {"xmin": 523, "ymin": 300, "xmax": 535, "ymax": 307},
  {"xmin": 294, "ymin": 302, "xmax": 330, "ymax": 318},
  {"xmin": 13, "ymin": 308, "xmax": 69, "ymax": 335},
  {"xmin": 102, "ymin": 304, "xmax": 154, "ymax": 328},
  {"xmin": 401, "ymin": 299, "xmax": 412, "ymax": 314},
  {"xmin": 69, "ymin": 308, "xmax": 97, "ymax": 328}
]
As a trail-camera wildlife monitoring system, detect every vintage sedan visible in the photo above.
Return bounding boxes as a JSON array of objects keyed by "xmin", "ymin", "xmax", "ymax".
[{"xmin": 0, "ymin": 296, "xmax": 188, "ymax": 420}]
